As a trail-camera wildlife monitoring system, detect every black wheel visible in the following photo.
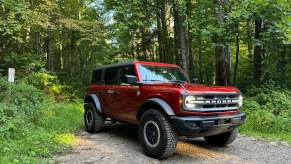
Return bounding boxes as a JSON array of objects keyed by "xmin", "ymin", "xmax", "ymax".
[
  {"xmin": 139, "ymin": 109, "xmax": 177, "ymax": 159},
  {"xmin": 204, "ymin": 128, "xmax": 238, "ymax": 146},
  {"xmin": 84, "ymin": 103, "xmax": 104, "ymax": 133}
]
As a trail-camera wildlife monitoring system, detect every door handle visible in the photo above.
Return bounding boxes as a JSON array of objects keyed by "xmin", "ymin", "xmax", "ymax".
[
  {"xmin": 97, "ymin": 90, "xmax": 104, "ymax": 94},
  {"xmin": 107, "ymin": 90, "xmax": 119, "ymax": 94}
]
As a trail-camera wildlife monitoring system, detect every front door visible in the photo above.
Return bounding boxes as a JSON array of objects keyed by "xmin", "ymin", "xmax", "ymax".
[{"xmin": 111, "ymin": 66, "xmax": 140, "ymax": 123}]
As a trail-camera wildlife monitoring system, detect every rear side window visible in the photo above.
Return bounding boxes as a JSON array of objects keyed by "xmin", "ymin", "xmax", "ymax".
[
  {"xmin": 104, "ymin": 68, "xmax": 117, "ymax": 85},
  {"xmin": 92, "ymin": 70, "xmax": 102, "ymax": 84}
]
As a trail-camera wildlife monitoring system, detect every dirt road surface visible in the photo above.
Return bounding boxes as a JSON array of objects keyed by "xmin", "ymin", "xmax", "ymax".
[{"xmin": 52, "ymin": 123, "xmax": 291, "ymax": 164}]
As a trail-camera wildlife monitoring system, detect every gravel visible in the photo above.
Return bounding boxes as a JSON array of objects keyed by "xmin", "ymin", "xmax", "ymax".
[{"xmin": 52, "ymin": 123, "xmax": 291, "ymax": 164}]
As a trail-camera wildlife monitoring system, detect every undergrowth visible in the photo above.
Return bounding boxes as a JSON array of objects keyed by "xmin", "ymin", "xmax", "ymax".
[
  {"xmin": 240, "ymin": 85, "xmax": 291, "ymax": 144},
  {"xmin": 0, "ymin": 73, "xmax": 83, "ymax": 163}
]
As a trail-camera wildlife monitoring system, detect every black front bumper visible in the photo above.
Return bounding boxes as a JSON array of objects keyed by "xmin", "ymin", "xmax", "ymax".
[{"xmin": 169, "ymin": 112, "xmax": 246, "ymax": 137}]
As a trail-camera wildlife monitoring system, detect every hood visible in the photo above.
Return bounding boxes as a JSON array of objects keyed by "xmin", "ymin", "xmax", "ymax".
[
  {"xmin": 142, "ymin": 82, "xmax": 240, "ymax": 94},
  {"xmin": 181, "ymin": 83, "xmax": 240, "ymax": 93}
]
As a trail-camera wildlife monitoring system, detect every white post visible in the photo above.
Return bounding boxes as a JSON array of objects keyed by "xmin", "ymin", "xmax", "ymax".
[{"xmin": 8, "ymin": 68, "xmax": 15, "ymax": 103}]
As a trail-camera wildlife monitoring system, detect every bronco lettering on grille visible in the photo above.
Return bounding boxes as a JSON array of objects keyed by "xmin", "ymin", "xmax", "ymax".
[{"xmin": 205, "ymin": 100, "xmax": 235, "ymax": 104}]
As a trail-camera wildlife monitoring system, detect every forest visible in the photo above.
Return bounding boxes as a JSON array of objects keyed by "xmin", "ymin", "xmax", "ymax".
[{"xmin": 0, "ymin": 0, "xmax": 291, "ymax": 162}]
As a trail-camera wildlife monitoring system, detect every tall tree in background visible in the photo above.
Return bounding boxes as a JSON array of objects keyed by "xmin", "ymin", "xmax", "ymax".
[
  {"xmin": 173, "ymin": 0, "xmax": 189, "ymax": 77},
  {"xmin": 155, "ymin": 0, "xmax": 171, "ymax": 63},
  {"xmin": 253, "ymin": 16, "xmax": 262, "ymax": 82},
  {"xmin": 213, "ymin": 0, "xmax": 229, "ymax": 86}
]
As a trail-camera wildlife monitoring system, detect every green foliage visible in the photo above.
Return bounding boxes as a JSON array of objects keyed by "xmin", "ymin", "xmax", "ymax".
[
  {"xmin": 0, "ymin": 76, "xmax": 83, "ymax": 163},
  {"xmin": 240, "ymin": 88, "xmax": 291, "ymax": 143},
  {"xmin": 22, "ymin": 72, "xmax": 63, "ymax": 97},
  {"xmin": 2, "ymin": 52, "xmax": 45, "ymax": 75}
]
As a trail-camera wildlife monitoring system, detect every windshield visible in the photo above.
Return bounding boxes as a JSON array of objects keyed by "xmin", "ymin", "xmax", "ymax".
[{"xmin": 138, "ymin": 64, "xmax": 189, "ymax": 83}]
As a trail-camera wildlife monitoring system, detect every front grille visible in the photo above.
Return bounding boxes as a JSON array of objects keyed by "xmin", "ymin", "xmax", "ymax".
[{"xmin": 185, "ymin": 93, "xmax": 242, "ymax": 112}]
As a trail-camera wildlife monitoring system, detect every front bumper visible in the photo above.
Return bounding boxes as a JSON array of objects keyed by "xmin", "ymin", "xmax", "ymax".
[{"xmin": 169, "ymin": 112, "xmax": 246, "ymax": 137}]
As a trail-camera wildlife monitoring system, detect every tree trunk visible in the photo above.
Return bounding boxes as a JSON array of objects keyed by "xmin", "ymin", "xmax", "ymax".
[
  {"xmin": 213, "ymin": 0, "xmax": 228, "ymax": 86},
  {"xmin": 198, "ymin": 34, "xmax": 203, "ymax": 83},
  {"xmin": 226, "ymin": 44, "xmax": 231, "ymax": 85},
  {"xmin": 188, "ymin": 32, "xmax": 193, "ymax": 79},
  {"xmin": 187, "ymin": 2, "xmax": 193, "ymax": 78},
  {"xmin": 141, "ymin": 26, "xmax": 149, "ymax": 61},
  {"xmin": 247, "ymin": 19, "xmax": 253, "ymax": 59},
  {"xmin": 280, "ymin": 47, "xmax": 286, "ymax": 87},
  {"xmin": 69, "ymin": 31, "xmax": 75, "ymax": 76},
  {"xmin": 215, "ymin": 46, "xmax": 227, "ymax": 86},
  {"xmin": 173, "ymin": 3, "xmax": 189, "ymax": 78},
  {"xmin": 233, "ymin": 32, "xmax": 239, "ymax": 85},
  {"xmin": 0, "ymin": 42, "xmax": 4, "ymax": 71},
  {"xmin": 253, "ymin": 18, "xmax": 262, "ymax": 82},
  {"xmin": 161, "ymin": 1, "xmax": 169, "ymax": 63},
  {"xmin": 131, "ymin": 37, "xmax": 136, "ymax": 60},
  {"xmin": 141, "ymin": 0, "xmax": 151, "ymax": 61},
  {"xmin": 173, "ymin": 8, "xmax": 181, "ymax": 66},
  {"xmin": 156, "ymin": 6, "xmax": 164, "ymax": 62},
  {"xmin": 45, "ymin": 30, "xmax": 52, "ymax": 71}
]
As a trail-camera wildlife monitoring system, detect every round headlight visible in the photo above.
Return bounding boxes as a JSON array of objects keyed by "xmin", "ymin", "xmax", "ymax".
[
  {"xmin": 238, "ymin": 95, "xmax": 243, "ymax": 107},
  {"xmin": 185, "ymin": 96, "xmax": 196, "ymax": 108}
]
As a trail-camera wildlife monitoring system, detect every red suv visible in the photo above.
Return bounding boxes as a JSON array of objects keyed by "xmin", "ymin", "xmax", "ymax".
[{"xmin": 84, "ymin": 61, "xmax": 246, "ymax": 159}]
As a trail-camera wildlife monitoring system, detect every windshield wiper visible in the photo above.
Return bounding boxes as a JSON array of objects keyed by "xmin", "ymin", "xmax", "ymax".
[
  {"xmin": 168, "ymin": 80, "xmax": 187, "ymax": 83},
  {"xmin": 143, "ymin": 80, "xmax": 164, "ymax": 82}
]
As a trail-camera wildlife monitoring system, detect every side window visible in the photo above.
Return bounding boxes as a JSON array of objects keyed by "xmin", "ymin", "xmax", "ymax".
[
  {"xmin": 92, "ymin": 70, "xmax": 102, "ymax": 84},
  {"xmin": 104, "ymin": 68, "xmax": 118, "ymax": 85},
  {"xmin": 118, "ymin": 66, "xmax": 136, "ymax": 85}
]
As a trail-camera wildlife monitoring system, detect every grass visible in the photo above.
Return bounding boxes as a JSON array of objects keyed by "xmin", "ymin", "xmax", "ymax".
[
  {"xmin": 0, "ymin": 102, "xmax": 83, "ymax": 163},
  {"xmin": 240, "ymin": 125, "xmax": 291, "ymax": 144},
  {"xmin": 0, "ymin": 75, "xmax": 84, "ymax": 163},
  {"xmin": 239, "ymin": 94, "xmax": 291, "ymax": 145}
]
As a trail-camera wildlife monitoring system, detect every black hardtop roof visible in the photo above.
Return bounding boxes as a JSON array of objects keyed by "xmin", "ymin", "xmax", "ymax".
[{"xmin": 94, "ymin": 61, "xmax": 134, "ymax": 71}]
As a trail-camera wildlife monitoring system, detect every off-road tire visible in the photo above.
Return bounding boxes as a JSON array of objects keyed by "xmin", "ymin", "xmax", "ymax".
[
  {"xmin": 84, "ymin": 103, "xmax": 104, "ymax": 133},
  {"xmin": 139, "ymin": 109, "xmax": 177, "ymax": 159},
  {"xmin": 204, "ymin": 128, "xmax": 238, "ymax": 146}
]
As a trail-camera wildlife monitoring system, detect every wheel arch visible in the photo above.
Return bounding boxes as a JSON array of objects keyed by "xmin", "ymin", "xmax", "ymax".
[
  {"xmin": 137, "ymin": 98, "xmax": 175, "ymax": 121},
  {"xmin": 84, "ymin": 94, "xmax": 102, "ymax": 113}
]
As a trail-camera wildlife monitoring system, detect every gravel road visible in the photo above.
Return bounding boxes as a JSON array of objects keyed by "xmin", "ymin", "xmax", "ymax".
[{"xmin": 52, "ymin": 123, "xmax": 291, "ymax": 164}]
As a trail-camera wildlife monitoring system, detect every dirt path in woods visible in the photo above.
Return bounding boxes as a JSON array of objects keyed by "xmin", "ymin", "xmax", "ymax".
[{"xmin": 52, "ymin": 123, "xmax": 291, "ymax": 164}]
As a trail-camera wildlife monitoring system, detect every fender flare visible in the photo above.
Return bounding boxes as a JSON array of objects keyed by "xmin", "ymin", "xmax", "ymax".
[
  {"xmin": 84, "ymin": 94, "xmax": 102, "ymax": 113},
  {"xmin": 137, "ymin": 98, "xmax": 175, "ymax": 120}
]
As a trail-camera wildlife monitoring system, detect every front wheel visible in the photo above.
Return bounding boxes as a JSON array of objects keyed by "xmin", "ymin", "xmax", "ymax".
[
  {"xmin": 139, "ymin": 109, "xmax": 177, "ymax": 159},
  {"xmin": 84, "ymin": 103, "xmax": 104, "ymax": 133},
  {"xmin": 204, "ymin": 128, "xmax": 238, "ymax": 146}
]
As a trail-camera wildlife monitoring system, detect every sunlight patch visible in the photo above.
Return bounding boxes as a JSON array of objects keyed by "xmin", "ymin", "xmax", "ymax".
[{"xmin": 54, "ymin": 134, "xmax": 76, "ymax": 145}]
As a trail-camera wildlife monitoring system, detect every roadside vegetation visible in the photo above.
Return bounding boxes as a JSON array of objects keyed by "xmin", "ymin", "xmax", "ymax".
[
  {"xmin": 241, "ymin": 85, "xmax": 291, "ymax": 144},
  {"xmin": 0, "ymin": 73, "xmax": 83, "ymax": 163}
]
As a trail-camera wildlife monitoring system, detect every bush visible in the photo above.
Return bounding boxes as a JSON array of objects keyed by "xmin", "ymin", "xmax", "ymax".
[
  {"xmin": 0, "ymin": 76, "xmax": 83, "ymax": 163},
  {"xmin": 240, "ymin": 88, "xmax": 291, "ymax": 142}
]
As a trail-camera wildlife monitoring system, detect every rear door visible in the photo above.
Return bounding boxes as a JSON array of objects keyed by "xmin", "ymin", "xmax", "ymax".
[
  {"xmin": 101, "ymin": 67, "xmax": 118, "ymax": 117},
  {"xmin": 88, "ymin": 69, "xmax": 107, "ymax": 107}
]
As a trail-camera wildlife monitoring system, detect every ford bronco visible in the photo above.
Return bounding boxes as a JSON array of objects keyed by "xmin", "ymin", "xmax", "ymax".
[{"xmin": 84, "ymin": 61, "xmax": 246, "ymax": 159}]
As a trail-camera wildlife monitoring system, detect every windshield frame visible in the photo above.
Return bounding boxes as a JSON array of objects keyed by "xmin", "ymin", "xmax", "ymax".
[{"xmin": 136, "ymin": 64, "xmax": 189, "ymax": 83}]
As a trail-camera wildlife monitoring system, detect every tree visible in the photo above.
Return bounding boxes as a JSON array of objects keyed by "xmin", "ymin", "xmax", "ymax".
[
  {"xmin": 173, "ymin": 0, "xmax": 189, "ymax": 78},
  {"xmin": 213, "ymin": 0, "xmax": 229, "ymax": 86}
]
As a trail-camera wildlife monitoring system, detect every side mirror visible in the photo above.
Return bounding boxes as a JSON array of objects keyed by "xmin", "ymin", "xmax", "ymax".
[
  {"xmin": 123, "ymin": 75, "xmax": 138, "ymax": 84},
  {"xmin": 192, "ymin": 78, "xmax": 199, "ymax": 84}
]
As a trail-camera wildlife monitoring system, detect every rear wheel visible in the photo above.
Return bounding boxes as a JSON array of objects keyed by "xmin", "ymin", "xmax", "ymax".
[
  {"xmin": 204, "ymin": 128, "xmax": 238, "ymax": 146},
  {"xmin": 139, "ymin": 109, "xmax": 177, "ymax": 159},
  {"xmin": 84, "ymin": 103, "xmax": 104, "ymax": 133}
]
